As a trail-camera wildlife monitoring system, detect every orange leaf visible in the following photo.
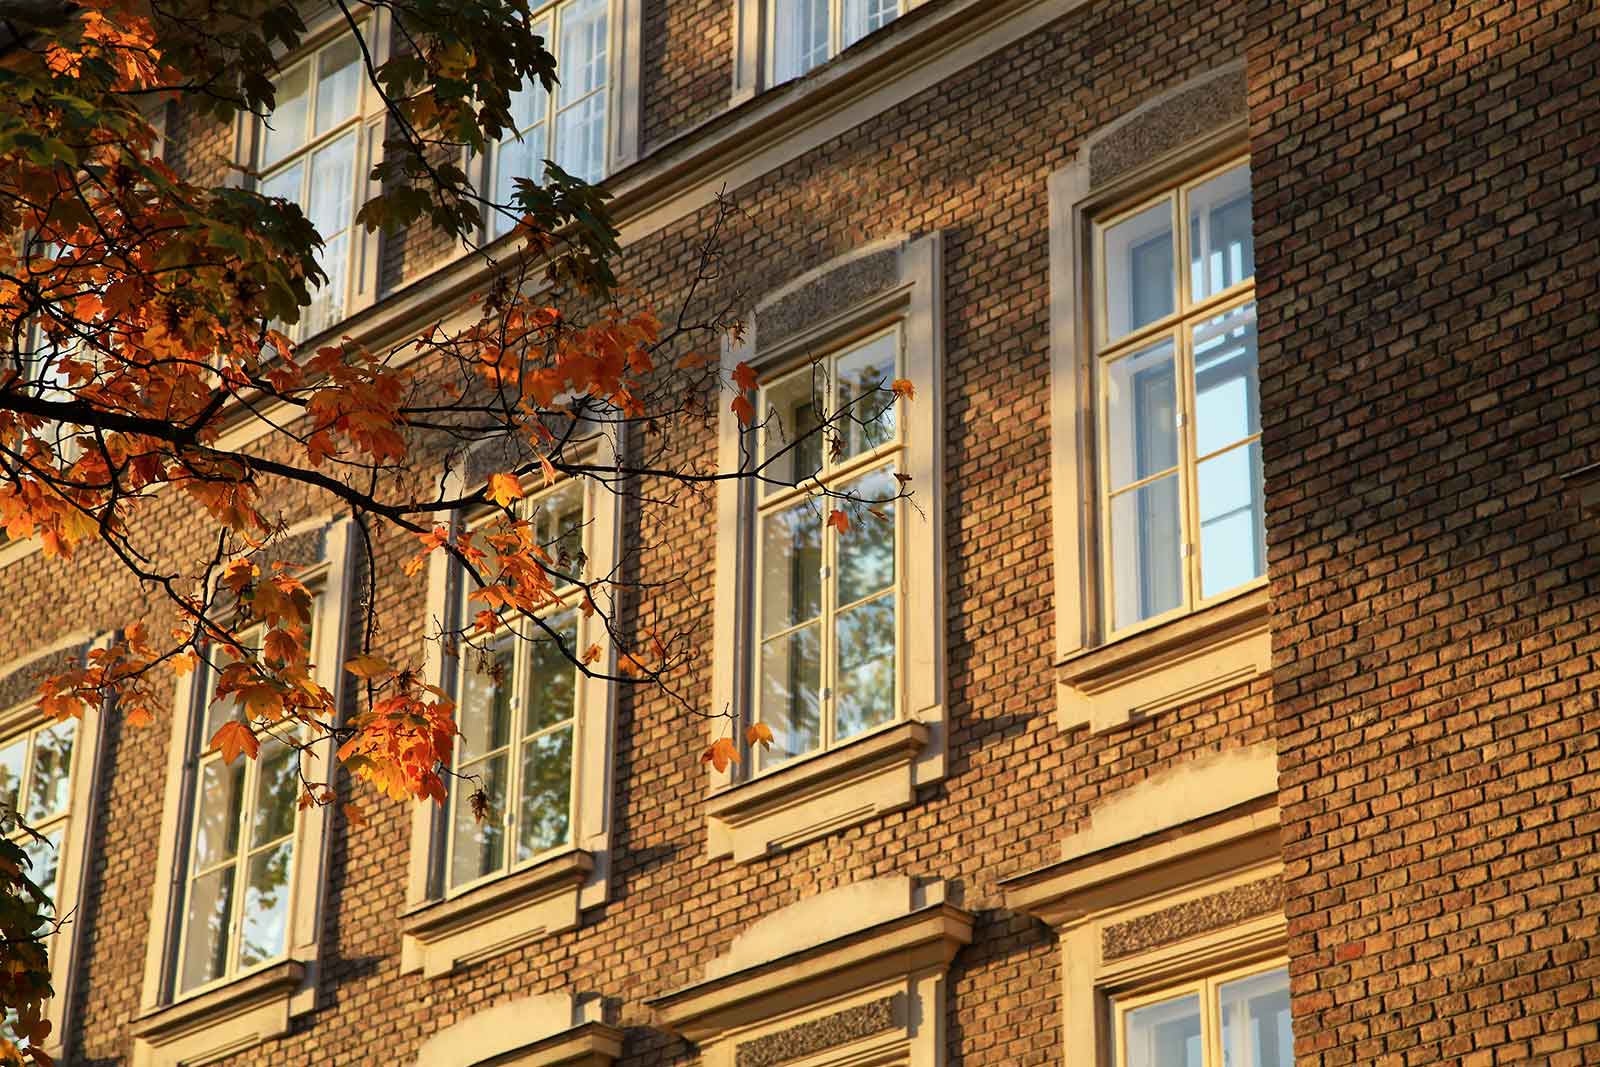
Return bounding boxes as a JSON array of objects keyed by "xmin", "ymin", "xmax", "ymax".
[
  {"xmin": 539, "ymin": 454, "xmax": 558, "ymax": 487},
  {"xmin": 210, "ymin": 720, "xmax": 259, "ymax": 764},
  {"xmin": 891, "ymin": 377, "xmax": 915, "ymax": 400},
  {"xmin": 472, "ymin": 610, "xmax": 501, "ymax": 635},
  {"xmin": 581, "ymin": 643, "xmax": 602, "ymax": 665},
  {"xmin": 485, "ymin": 472, "xmax": 523, "ymax": 508},
  {"xmin": 343, "ymin": 801, "xmax": 367, "ymax": 828},
  {"xmin": 826, "ymin": 509, "xmax": 850, "ymax": 535},
  {"xmin": 676, "ymin": 351, "xmax": 709, "ymax": 370},
  {"xmin": 702, "ymin": 736, "xmax": 740, "ymax": 773},
  {"xmin": 345, "ymin": 654, "xmax": 391, "ymax": 678},
  {"xmin": 732, "ymin": 361, "xmax": 759, "ymax": 392},
  {"xmin": 746, "ymin": 722, "xmax": 774, "ymax": 750},
  {"xmin": 731, "ymin": 394, "xmax": 755, "ymax": 427}
]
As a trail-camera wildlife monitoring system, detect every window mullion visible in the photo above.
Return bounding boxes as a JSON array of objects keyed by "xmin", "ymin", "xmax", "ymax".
[
  {"xmin": 821, "ymin": 485, "xmax": 836, "ymax": 751},
  {"xmin": 1177, "ymin": 317, "xmax": 1202, "ymax": 612},
  {"xmin": 226, "ymin": 751, "xmax": 259, "ymax": 973},
  {"xmin": 506, "ymin": 616, "xmax": 529, "ymax": 859}
]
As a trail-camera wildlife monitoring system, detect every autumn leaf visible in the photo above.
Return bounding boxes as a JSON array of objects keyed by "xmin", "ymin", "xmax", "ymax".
[
  {"xmin": 732, "ymin": 361, "xmax": 760, "ymax": 392},
  {"xmin": 702, "ymin": 736, "xmax": 740, "ymax": 772},
  {"xmin": 468, "ymin": 788, "xmax": 491, "ymax": 824},
  {"xmin": 581, "ymin": 643, "xmax": 602, "ymax": 665},
  {"xmin": 210, "ymin": 720, "xmax": 260, "ymax": 764},
  {"xmin": 891, "ymin": 377, "xmax": 915, "ymax": 400},
  {"xmin": 485, "ymin": 472, "xmax": 523, "ymax": 508},
  {"xmin": 343, "ymin": 801, "xmax": 368, "ymax": 828},
  {"xmin": 746, "ymin": 722, "xmax": 774, "ymax": 750},
  {"xmin": 345, "ymin": 654, "xmax": 391, "ymax": 678},
  {"xmin": 826, "ymin": 509, "xmax": 851, "ymax": 535},
  {"xmin": 731, "ymin": 394, "xmax": 755, "ymax": 426}
]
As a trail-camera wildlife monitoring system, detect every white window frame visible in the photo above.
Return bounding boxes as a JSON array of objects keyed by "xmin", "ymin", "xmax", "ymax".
[
  {"xmin": 730, "ymin": 0, "xmax": 931, "ymax": 101},
  {"xmin": 402, "ymin": 455, "xmax": 619, "ymax": 979},
  {"xmin": 234, "ymin": 13, "xmax": 391, "ymax": 342},
  {"xmin": 0, "ymin": 634, "xmax": 110, "ymax": 1065},
  {"xmin": 1112, "ymin": 958, "xmax": 1292, "ymax": 1067},
  {"xmin": 707, "ymin": 233, "xmax": 945, "ymax": 864},
  {"xmin": 133, "ymin": 517, "xmax": 355, "ymax": 1066}
]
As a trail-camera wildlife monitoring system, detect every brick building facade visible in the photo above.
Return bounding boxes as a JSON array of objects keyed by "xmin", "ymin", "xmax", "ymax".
[{"xmin": 1, "ymin": 1, "xmax": 1597, "ymax": 1065}]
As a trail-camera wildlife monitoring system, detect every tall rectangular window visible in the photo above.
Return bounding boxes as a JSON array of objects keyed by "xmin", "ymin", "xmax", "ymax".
[
  {"xmin": 0, "ymin": 717, "xmax": 78, "ymax": 909},
  {"xmin": 1116, "ymin": 964, "xmax": 1291, "ymax": 1067},
  {"xmin": 446, "ymin": 480, "xmax": 587, "ymax": 892},
  {"xmin": 1094, "ymin": 159, "xmax": 1260, "ymax": 634},
  {"xmin": 489, "ymin": 0, "xmax": 610, "ymax": 238},
  {"xmin": 175, "ymin": 620, "xmax": 311, "ymax": 995},
  {"xmin": 769, "ymin": 0, "xmax": 900, "ymax": 83},
  {"xmin": 753, "ymin": 328, "xmax": 901, "ymax": 768},
  {"xmin": 255, "ymin": 36, "xmax": 364, "ymax": 340}
]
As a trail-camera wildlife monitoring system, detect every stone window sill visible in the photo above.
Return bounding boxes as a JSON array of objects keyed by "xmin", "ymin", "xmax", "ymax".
[
  {"xmin": 1057, "ymin": 586, "xmax": 1270, "ymax": 734},
  {"xmin": 400, "ymin": 849, "xmax": 593, "ymax": 978},
  {"xmin": 129, "ymin": 960, "xmax": 305, "ymax": 1067},
  {"xmin": 706, "ymin": 719, "xmax": 930, "ymax": 862}
]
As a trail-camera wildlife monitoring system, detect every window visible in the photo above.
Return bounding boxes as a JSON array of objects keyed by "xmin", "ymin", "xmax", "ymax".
[
  {"xmin": 254, "ymin": 35, "xmax": 366, "ymax": 340},
  {"xmin": 173, "ymin": 622, "xmax": 310, "ymax": 996},
  {"xmin": 0, "ymin": 717, "xmax": 78, "ymax": 910},
  {"xmin": 1116, "ymin": 964, "xmax": 1291, "ymax": 1067},
  {"xmin": 1092, "ymin": 159, "xmax": 1259, "ymax": 635},
  {"xmin": 769, "ymin": 0, "xmax": 900, "ymax": 83},
  {"xmin": 753, "ymin": 328, "xmax": 901, "ymax": 768},
  {"xmin": 706, "ymin": 234, "xmax": 946, "ymax": 864},
  {"xmin": 445, "ymin": 480, "xmax": 588, "ymax": 892},
  {"xmin": 487, "ymin": 0, "xmax": 611, "ymax": 239}
]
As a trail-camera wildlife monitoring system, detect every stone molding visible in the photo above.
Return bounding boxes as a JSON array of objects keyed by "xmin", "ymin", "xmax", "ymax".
[
  {"xmin": 129, "ymin": 961, "xmax": 304, "ymax": 1067},
  {"xmin": 1102, "ymin": 875, "xmax": 1282, "ymax": 961},
  {"xmin": 413, "ymin": 991, "xmax": 622, "ymax": 1067},
  {"xmin": 734, "ymin": 997, "xmax": 896, "ymax": 1067},
  {"xmin": 1085, "ymin": 60, "xmax": 1248, "ymax": 188}
]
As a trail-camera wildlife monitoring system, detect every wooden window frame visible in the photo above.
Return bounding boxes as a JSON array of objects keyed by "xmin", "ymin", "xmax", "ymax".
[{"xmin": 731, "ymin": 0, "xmax": 932, "ymax": 102}]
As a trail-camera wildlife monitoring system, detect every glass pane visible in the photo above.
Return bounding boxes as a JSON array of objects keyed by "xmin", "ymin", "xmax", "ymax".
[
  {"xmin": 515, "ymin": 726, "xmax": 573, "ymax": 861},
  {"xmin": 1104, "ymin": 200, "xmax": 1175, "ymax": 342},
  {"xmin": 1189, "ymin": 163, "xmax": 1254, "ymax": 302},
  {"xmin": 1193, "ymin": 302, "xmax": 1259, "ymax": 457},
  {"xmin": 22, "ymin": 826, "xmax": 61, "ymax": 905},
  {"xmin": 508, "ymin": 57, "xmax": 550, "ymax": 132},
  {"xmin": 179, "ymin": 865, "xmax": 234, "ymax": 993},
  {"xmin": 835, "ymin": 593, "xmax": 895, "ymax": 741},
  {"xmin": 525, "ymin": 611, "xmax": 578, "ymax": 733},
  {"xmin": 493, "ymin": 124, "xmax": 547, "ymax": 237},
  {"xmin": 834, "ymin": 332, "xmax": 898, "ymax": 461},
  {"xmin": 304, "ymin": 230, "xmax": 348, "ymax": 338},
  {"xmin": 0, "ymin": 736, "xmax": 27, "ymax": 815},
  {"xmin": 1122, "ymin": 993, "xmax": 1202, "ymax": 1067},
  {"xmin": 1111, "ymin": 474, "xmax": 1182, "ymax": 630},
  {"xmin": 307, "ymin": 131, "xmax": 356, "ymax": 236},
  {"xmin": 554, "ymin": 88, "xmax": 607, "ymax": 183},
  {"xmin": 533, "ymin": 481, "xmax": 585, "ymax": 578},
  {"xmin": 260, "ymin": 61, "xmax": 310, "ymax": 168},
  {"xmin": 760, "ymin": 367, "xmax": 823, "ymax": 492},
  {"xmin": 192, "ymin": 757, "xmax": 246, "ymax": 870},
  {"xmin": 258, "ymin": 159, "xmax": 304, "ymax": 205},
  {"xmin": 314, "ymin": 37, "xmax": 362, "ymax": 135},
  {"xmin": 449, "ymin": 753, "xmax": 507, "ymax": 889},
  {"xmin": 760, "ymin": 500, "xmax": 822, "ymax": 636},
  {"xmin": 837, "ymin": 466, "xmax": 896, "ymax": 605},
  {"xmin": 1105, "ymin": 338, "xmax": 1178, "ymax": 489},
  {"xmin": 843, "ymin": 0, "xmax": 898, "ymax": 48},
  {"xmin": 237, "ymin": 840, "xmax": 293, "ymax": 968},
  {"xmin": 557, "ymin": 0, "xmax": 608, "ymax": 104},
  {"xmin": 1221, "ymin": 967, "xmax": 1293, "ymax": 1067},
  {"xmin": 1198, "ymin": 441, "xmax": 1265, "ymax": 599},
  {"xmin": 250, "ymin": 740, "xmax": 299, "ymax": 848},
  {"xmin": 24, "ymin": 720, "xmax": 73, "ymax": 822},
  {"xmin": 772, "ymin": 0, "xmax": 829, "ymax": 82},
  {"xmin": 458, "ymin": 635, "xmax": 515, "ymax": 758},
  {"xmin": 758, "ymin": 624, "xmax": 821, "ymax": 764}
]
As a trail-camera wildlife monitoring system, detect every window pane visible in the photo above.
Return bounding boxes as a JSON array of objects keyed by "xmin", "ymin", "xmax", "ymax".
[
  {"xmin": 449, "ymin": 752, "xmax": 507, "ymax": 888},
  {"xmin": 237, "ymin": 840, "xmax": 293, "ymax": 968},
  {"xmin": 760, "ymin": 367, "xmax": 823, "ymax": 493},
  {"xmin": 307, "ymin": 131, "xmax": 356, "ymax": 236},
  {"xmin": 1221, "ymin": 967, "xmax": 1293, "ymax": 1067},
  {"xmin": 1122, "ymin": 993, "xmax": 1202, "ymax": 1067},
  {"xmin": 533, "ymin": 481, "xmax": 585, "ymax": 579},
  {"xmin": 250, "ymin": 739, "xmax": 298, "ymax": 848},
  {"xmin": 773, "ymin": 0, "xmax": 829, "ymax": 82},
  {"xmin": 515, "ymin": 725, "xmax": 572, "ymax": 861},
  {"xmin": 837, "ymin": 466, "xmax": 895, "ymax": 605},
  {"xmin": 1105, "ymin": 338, "xmax": 1178, "ymax": 489},
  {"xmin": 24, "ymin": 719, "xmax": 74, "ymax": 822},
  {"xmin": 258, "ymin": 159, "xmax": 304, "ymax": 205},
  {"xmin": 557, "ymin": 0, "xmax": 608, "ymax": 105},
  {"xmin": 834, "ymin": 332, "xmax": 898, "ymax": 461},
  {"xmin": 554, "ymin": 88, "xmax": 607, "ymax": 183},
  {"xmin": 179, "ymin": 865, "xmax": 234, "ymax": 993},
  {"xmin": 760, "ymin": 500, "xmax": 822, "ymax": 636},
  {"xmin": 492, "ymin": 125, "xmax": 546, "ymax": 237},
  {"xmin": 842, "ymin": 0, "xmax": 898, "ymax": 48},
  {"xmin": 0, "ymin": 736, "xmax": 27, "ymax": 815},
  {"xmin": 1189, "ymin": 163, "xmax": 1254, "ymax": 302},
  {"xmin": 758, "ymin": 624, "xmax": 821, "ymax": 764},
  {"xmin": 508, "ymin": 59, "xmax": 550, "ymax": 133},
  {"xmin": 192, "ymin": 758, "xmax": 246, "ymax": 870},
  {"xmin": 835, "ymin": 593, "xmax": 895, "ymax": 741},
  {"xmin": 22, "ymin": 826, "xmax": 61, "ymax": 905},
  {"xmin": 525, "ymin": 611, "xmax": 578, "ymax": 733},
  {"xmin": 458, "ymin": 636, "xmax": 515, "ymax": 758},
  {"xmin": 1198, "ymin": 440, "xmax": 1265, "ymax": 599},
  {"xmin": 1193, "ymin": 302, "xmax": 1258, "ymax": 457},
  {"xmin": 305, "ymin": 229, "xmax": 349, "ymax": 338},
  {"xmin": 314, "ymin": 37, "xmax": 362, "ymax": 136},
  {"xmin": 1111, "ymin": 474, "xmax": 1182, "ymax": 630},
  {"xmin": 260, "ymin": 61, "xmax": 310, "ymax": 168},
  {"xmin": 1104, "ymin": 200, "xmax": 1174, "ymax": 342}
]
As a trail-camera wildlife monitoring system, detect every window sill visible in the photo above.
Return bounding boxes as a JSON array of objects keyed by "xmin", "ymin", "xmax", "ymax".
[
  {"xmin": 1562, "ymin": 460, "xmax": 1600, "ymax": 515},
  {"xmin": 706, "ymin": 719, "xmax": 930, "ymax": 863},
  {"xmin": 1057, "ymin": 586, "xmax": 1270, "ymax": 735},
  {"xmin": 129, "ymin": 960, "xmax": 306, "ymax": 1067},
  {"xmin": 400, "ymin": 849, "xmax": 594, "ymax": 978}
]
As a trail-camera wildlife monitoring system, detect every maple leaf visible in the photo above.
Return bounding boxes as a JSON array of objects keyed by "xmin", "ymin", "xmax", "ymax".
[
  {"xmin": 485, "ymin": 472, "xmax": 523, "ymax": 508},
  {"xmin": 345, "ymin": 654, "xmax": 391, "ymax": 678},
  {"xmin": 702, "ymin": 736, "xmax": 739, "ymax": 773},
  {"xmin": 731, "ymin": 394, "xmax": 755, "ymax": 426},
  {"xmin": 891, "ymin": 377, "xmax": 916, "ymax": 400},
  {"xmin": 468, "ymin": 788, "xmax": 491, "ymax": 824},
  {"xmin": 343, "ymin": 801, "xmax": 368, "ymax": 828},
  {"xmin": 210, "ymin": 720, "xmax": 260, "ymax": 764},
  {"xmin": 581, "ymin": 643, "xmax": 602, "ymax": 665},
  {"xmin": 826, "ymin": 509, "xmax": 851, "ymax": 535},
  {"xmin": 732, "ymin": 361, "xmax": 760, "ymax": 392},
  {"xmin": 746, "ymin": 722, "xmax": 774, "ymax": 750}
]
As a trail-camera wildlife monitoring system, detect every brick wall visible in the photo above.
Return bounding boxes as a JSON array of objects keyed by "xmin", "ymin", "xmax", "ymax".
[{"xmin": 1251, "ymin": 1, "xmax": 1600, "ymax": 1064}]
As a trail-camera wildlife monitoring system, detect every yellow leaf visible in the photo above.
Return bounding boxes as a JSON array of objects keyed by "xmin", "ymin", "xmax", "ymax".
[
  {"xmin": 746, "ymin": 722, "xmax": 774, "ymax": 750},
  {"xmin": 484, "ymin": 472, "xmax": 523, "ymax": 508},
  {"xmin": 345, "ymin": 654, "xmax": 391, "ymax": 678}
]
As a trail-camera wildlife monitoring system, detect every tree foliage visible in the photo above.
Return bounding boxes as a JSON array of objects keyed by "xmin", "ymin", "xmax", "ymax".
[{"xmin": 0, "ymin": 0, "xmax": 907, "ymax": 1057}]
